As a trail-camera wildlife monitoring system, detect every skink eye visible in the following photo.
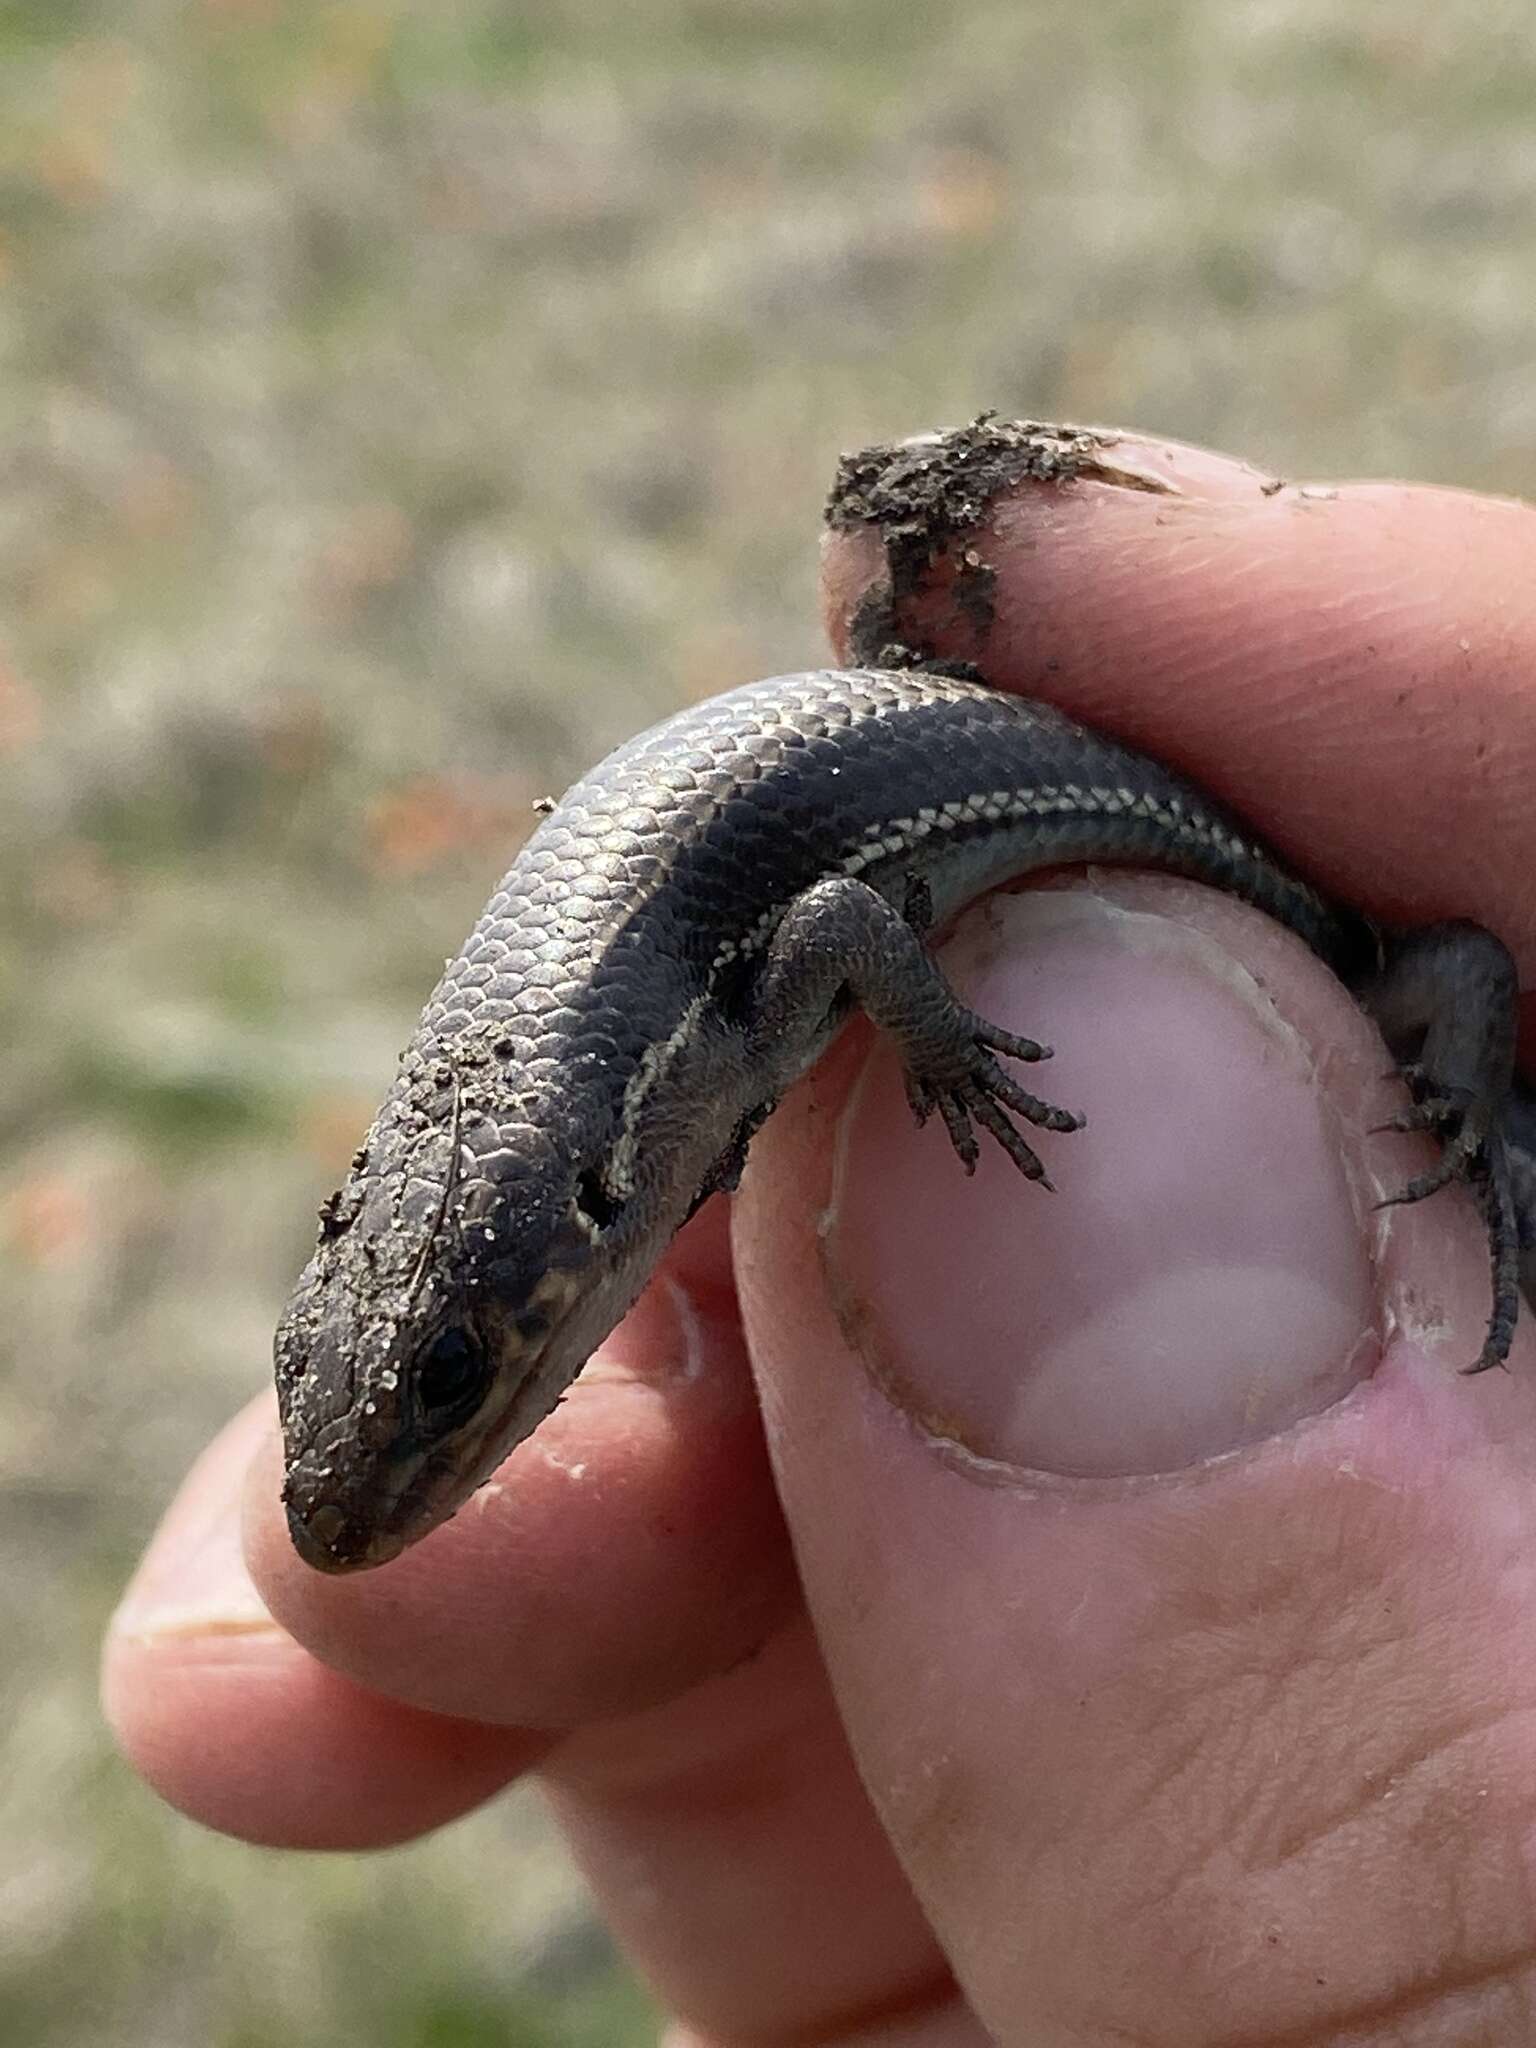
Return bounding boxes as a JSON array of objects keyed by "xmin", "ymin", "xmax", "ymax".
[{"xmin": 415, "ymin": 1324, "xmax": 490, "ymax": 1420}]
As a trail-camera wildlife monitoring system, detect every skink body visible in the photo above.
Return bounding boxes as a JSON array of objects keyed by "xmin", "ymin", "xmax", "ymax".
[{"xmin": 274, "ymin": 666, "xmax": 1535, "ymax": 1570}]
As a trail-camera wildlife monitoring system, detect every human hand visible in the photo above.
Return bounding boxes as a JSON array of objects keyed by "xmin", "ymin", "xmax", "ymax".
[{"xmin": 107, "ymin": 428, "xmax": 1536, "ymax": 2046}]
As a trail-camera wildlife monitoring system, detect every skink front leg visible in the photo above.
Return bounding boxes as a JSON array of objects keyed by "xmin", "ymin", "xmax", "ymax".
[
  {"xmin": 747, "ymin": 875, "xmax": 1082, "ymax": 1187},
  {"xmin": 1501, "ymin": 1084, "xmax": 1536, "ymax": 1315}
]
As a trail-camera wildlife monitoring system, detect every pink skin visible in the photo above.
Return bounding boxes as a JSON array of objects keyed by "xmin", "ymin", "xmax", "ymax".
[{"xmin": 106, "ymin": 434, "xmax": 1536, "ymax": 2045}]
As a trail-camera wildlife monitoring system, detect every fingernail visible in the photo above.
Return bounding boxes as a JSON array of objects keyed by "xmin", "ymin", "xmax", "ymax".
[
  {"xmin": 826, "ymin": 881, "xmax": 1379, "ymax": 1476},
  {"xmin": 111, "ymin": 1400, "xmax": 279, "ymax": 1638}
]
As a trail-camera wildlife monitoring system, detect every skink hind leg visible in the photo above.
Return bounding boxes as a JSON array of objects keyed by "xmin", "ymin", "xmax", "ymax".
[
  {"xmin": 1357, "ymin": 921, "xmax": 1527, "ymax": 1371},
  {"xmin": 749, "ymin": 875, "xmax": 1082, "ymax": 1187}
]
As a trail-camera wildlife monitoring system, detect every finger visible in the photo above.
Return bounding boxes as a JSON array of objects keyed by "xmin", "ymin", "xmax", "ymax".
[
  {"xmin": 110, "ymin": 1374, "xmax": 976, "ymax": 2038},
  {"xmin": 105, "ymin": 1204, "xmax": 801, "ymax": 1850},
  {"xmin": 822, "ymin": 423, "xmax": 1536, "ymax": 982},
  {"xmin": 543, "ymin": 866, "xmax": 1536, "ymax": 2045},
  {"xmin": 542, "ymin": 1620, "xmax": 969, "ymax": 2046},
  {"xmin": 737, "ymin": 870, "xmax": 1536, "ymax": 2044},
  {"xmin": 240, "ymin": 1199, "xmax": 797, "ymax": 1731},
  {"xmin": 101, "ymin": 1399, "xmax": 541, "ymax": 1849}
]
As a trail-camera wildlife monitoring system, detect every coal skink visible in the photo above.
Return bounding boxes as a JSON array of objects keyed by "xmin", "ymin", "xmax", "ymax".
[{"xmin": 274, "ymin": 664, "xmax": 1536, "ymax": 1571}]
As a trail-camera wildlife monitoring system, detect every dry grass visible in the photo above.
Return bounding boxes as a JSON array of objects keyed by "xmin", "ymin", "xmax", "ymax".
[{"xmin": 7, "ymin": 3, "xmax": 1536, "ymax": 2041}]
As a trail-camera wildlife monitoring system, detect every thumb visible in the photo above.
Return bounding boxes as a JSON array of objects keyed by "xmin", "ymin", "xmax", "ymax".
[{"xmin": 735, "ymin": 871, "xmax": 1536, "ymax": 2046}]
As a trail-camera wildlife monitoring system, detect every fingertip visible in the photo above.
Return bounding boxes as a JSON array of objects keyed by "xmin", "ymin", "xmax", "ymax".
[
  {"xmin": 819, "ymin": 418, "xmax": 1536, "ymax": 958},
  {"xmin": 818, "ymin": 518, "xmax": 887, "ymax": 665},
  {"xmin": 246, "ymin": 1268, "xmax": 796, "ymax": 1730},
  {"xmin": 104, "ymin": 1620, "xmax": 536, "ymax": 1850},
  {"xmin": 820, "ymin": 420, "xmax": 1277, "ymax": 661},
  {"xmin": 109, "ymin": 1396, "xmax": 279, "ymax": 1642},
  {"xmin": 102, "ymin": 1400, "xmax": 536, "ymax": 1848}
]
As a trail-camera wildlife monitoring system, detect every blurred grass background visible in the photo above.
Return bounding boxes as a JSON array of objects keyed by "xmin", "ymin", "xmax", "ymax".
[{"xmin": 6, "ymin": 2, "xmax": 1536, "ymax": 2042}]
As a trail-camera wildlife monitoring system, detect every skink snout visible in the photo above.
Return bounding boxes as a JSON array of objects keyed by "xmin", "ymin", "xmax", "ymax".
[{"xmin": 284, "ymin": 1496, "xmax": 405, "ymax": 1574}]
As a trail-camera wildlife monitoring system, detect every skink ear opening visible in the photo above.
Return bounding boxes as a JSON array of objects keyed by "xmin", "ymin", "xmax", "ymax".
[{"xmin": 574, "ymin": 1167, "xmax": 625, "ymax": 1233}]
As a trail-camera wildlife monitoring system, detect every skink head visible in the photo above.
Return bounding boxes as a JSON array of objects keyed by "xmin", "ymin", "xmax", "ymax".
[
  {"xmin": 274, "ymin": 1021, "xmax": 741, "ymax": 1572},
  {"xmin": 275, "ymin": 1224, "xmax": 590, "ymax": 1573}
]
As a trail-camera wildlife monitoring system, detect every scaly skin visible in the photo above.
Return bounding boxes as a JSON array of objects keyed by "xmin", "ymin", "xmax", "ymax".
[{"xmin": 273, "ymin": 668, "xmax": 1532, "ymax": 1571}]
